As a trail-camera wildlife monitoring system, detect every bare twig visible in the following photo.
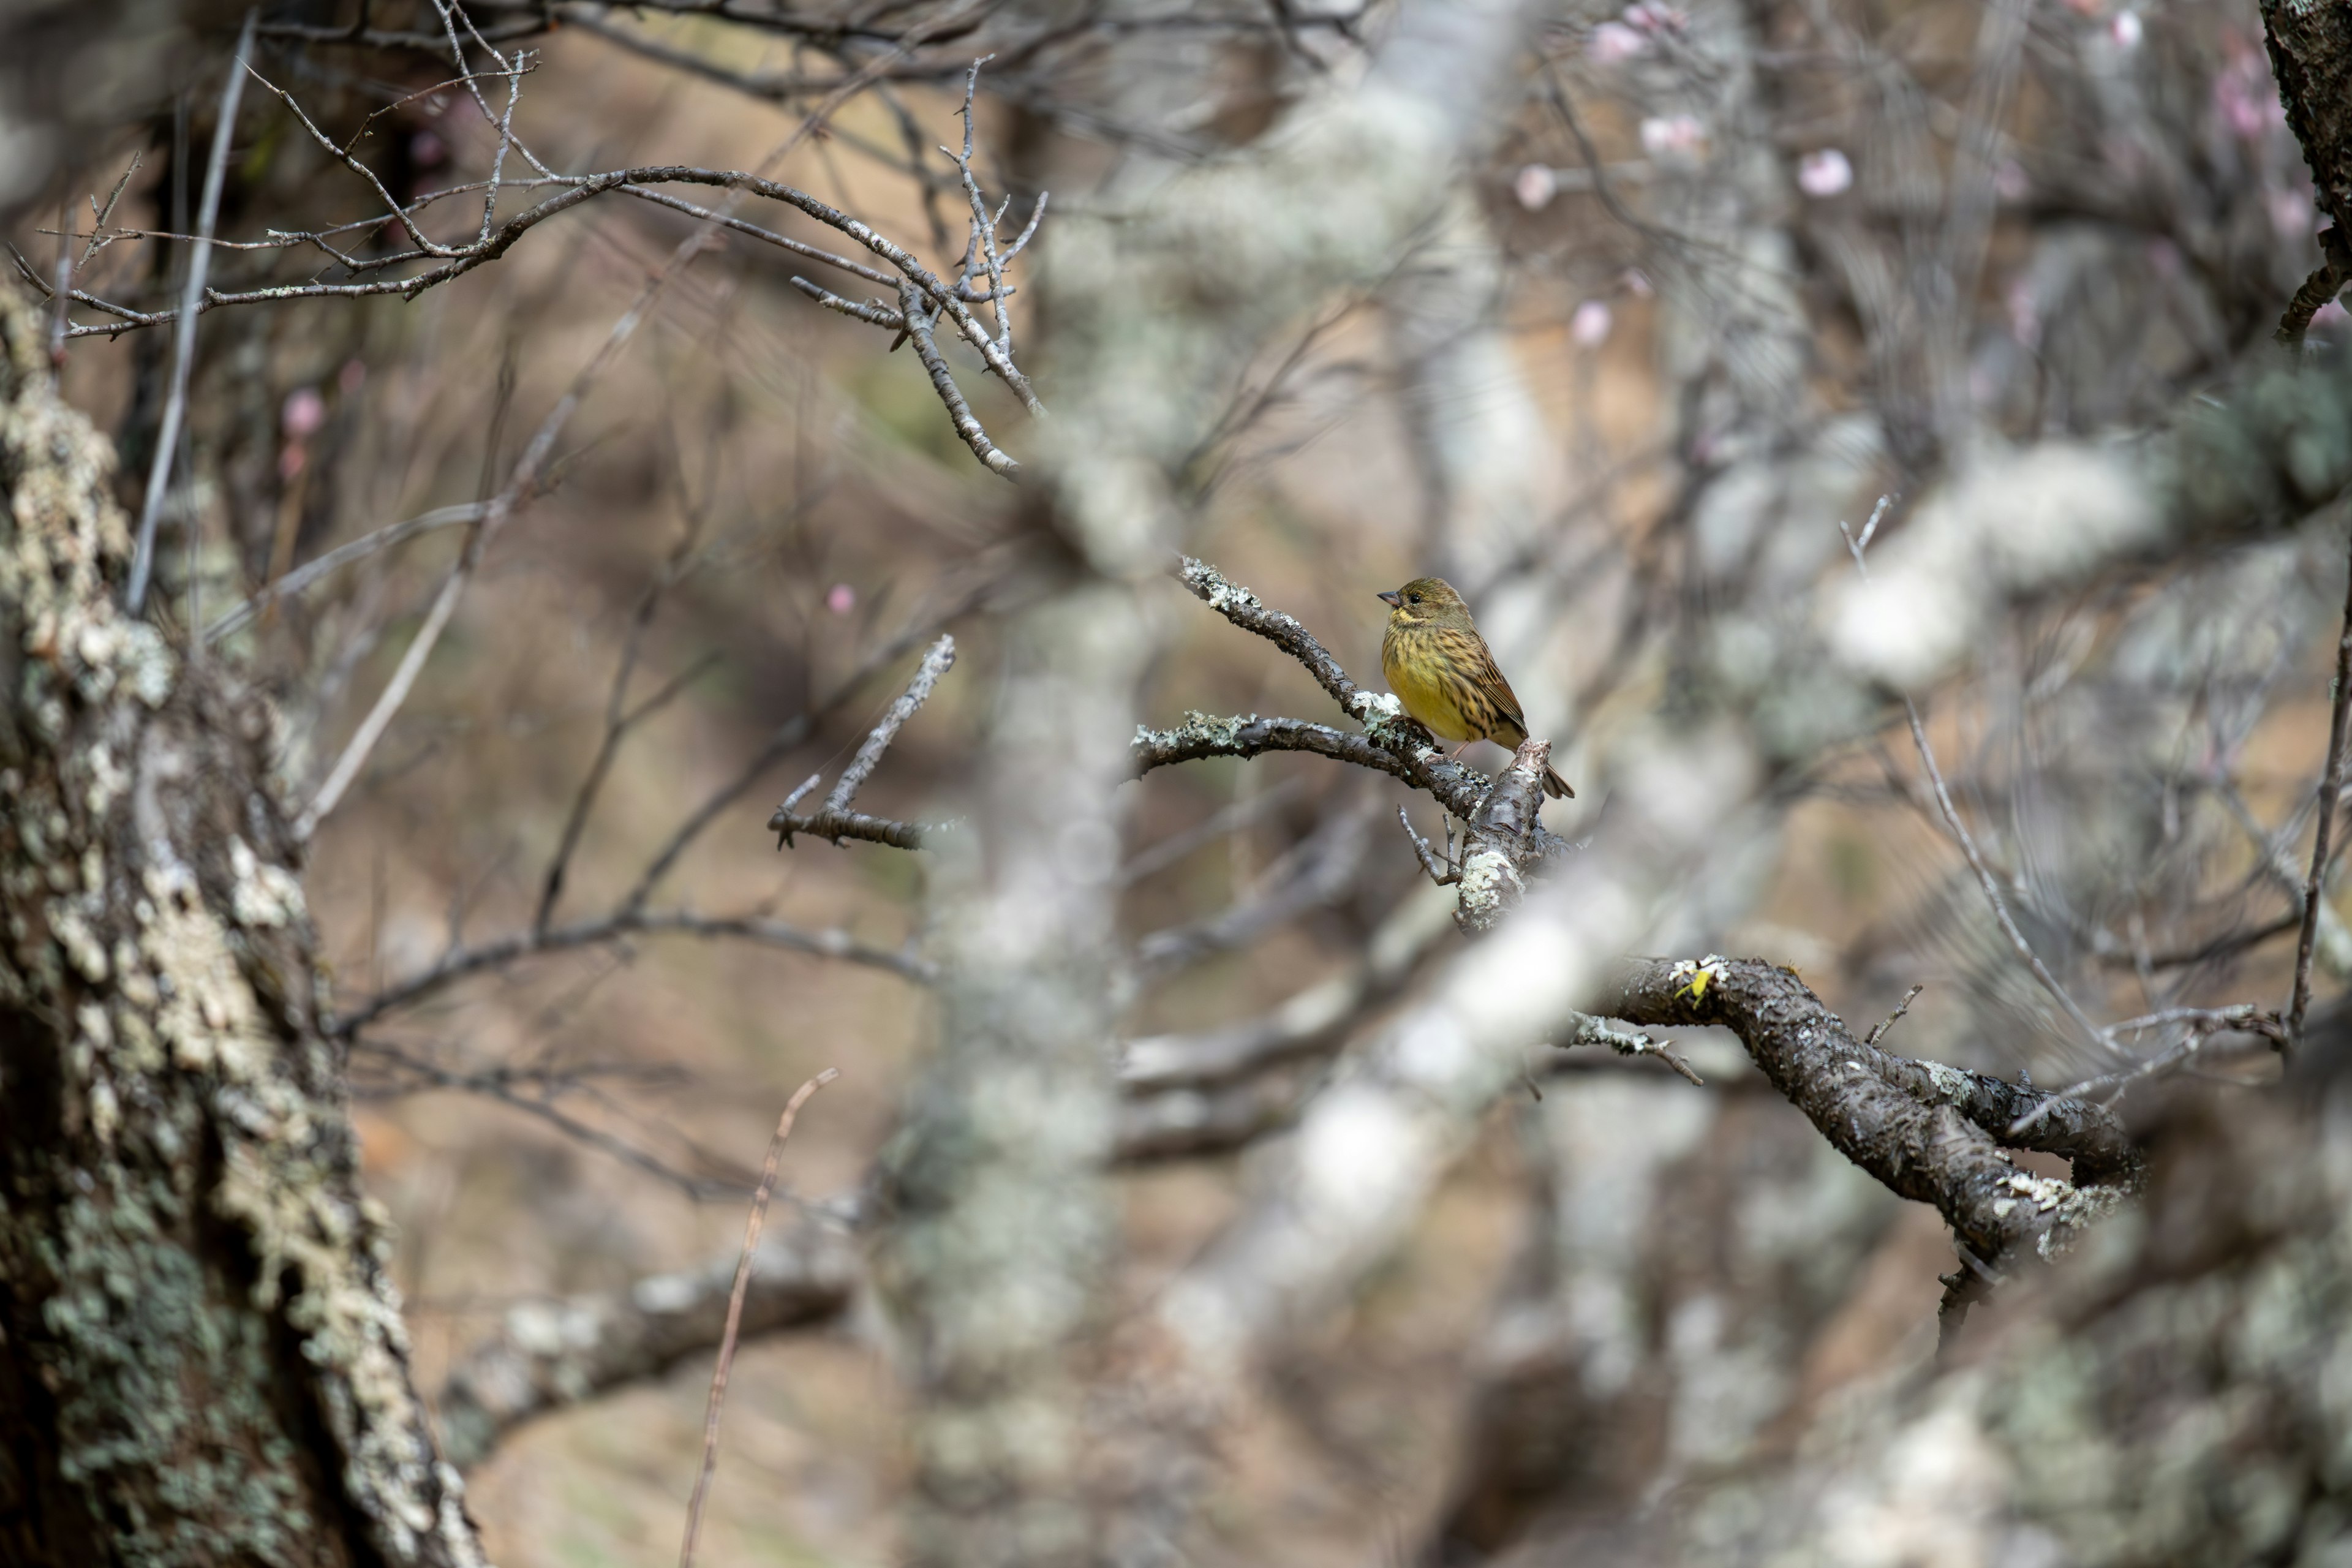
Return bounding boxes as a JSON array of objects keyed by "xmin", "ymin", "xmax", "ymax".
[
  {"xmin": 826, "ymin": 635, "xmax": 956, "ymax": 814},
  {"xmin": 1118, "ymin": 776, "xmax": 1308, "ymax": 886},
  {"xmin": 535, "ymin": 520, "xmax": 710, "ymax": 933},
  {"xmin": 2275, "ymin": 225, "xmax": 2351, "ymax": 348},
  {"xmin": 895, "ymin": 279, "xmax": 1020, "ymax": 479},
  {"xmin": 790, "ymin": 276, "xmax": 905, "ymax": 330},
  {"xmin": 678, "ymin": 1068, "xmax": 838, "ymax": 1568},
  {"xmin": 126, "ymin": 7, "xmax": 255, "ymax": 614},
  {"xmin": 1558, "ymin": 1011, "xmax": 1706, "ymax": 1085},
  {"xmin": 1398, "ymin": 804, "xmax": 1461, "ymax": 885},
  {"xmin": 1905, "ymin": 698, "xmax": 2119, "ymax": 1060},
  {"xmin": 1838, "ymin": 492, "xmax": 1896, "ymax": 578},
  {"xmin": 204, "ymin": 502, "xmax": 489, "ymax": 641},
  {"xmin": 350, "ymin": 1038, "xmax": 744, "ymax": 1199},
  {"xmin": 296, "ymin": 47, "xmax": 910, "ymax": 840},
  {"xmin": 1864, "ymin": 982, "xmax": 1925, "ymax": 1046},
  {"xmin": 625, "ymin": 583, "xmax": 990, "ymax": 911},
  {"xmin": 2290, "ymin": 527, "xmax": 2352, "ymax": 1050},
  {"xmin": 325, "ymin": 908, "xmax": 932, "ymax": 1039}
]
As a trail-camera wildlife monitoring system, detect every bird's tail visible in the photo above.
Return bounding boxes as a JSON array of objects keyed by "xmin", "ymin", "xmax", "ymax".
[{"xmin": 1542, "ymin": 764, "xmax": 1575, "ymax": 800}]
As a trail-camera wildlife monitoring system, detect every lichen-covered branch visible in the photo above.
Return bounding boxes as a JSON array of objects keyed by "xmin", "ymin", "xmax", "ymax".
[
  {"xmin": 0, "ymin": 282, "xmax": 486, "ymax": 1565},
  {"xmin": 769, "ymin": 633, "xmax": 957, "ymax": 851},
  {"xmin": 1597, "ymin": 956, "xmax": 2143, "ymax": 1336},
  {"xmin": 1450, "ymin": 737, "xmax": 1559, "ymax": 933},
  {"xmin": 1142, "ymin": 560, "xmax": 1574, "ymax": 866}
]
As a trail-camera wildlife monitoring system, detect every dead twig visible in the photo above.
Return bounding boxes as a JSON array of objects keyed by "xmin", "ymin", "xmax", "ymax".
[
  {"xmin": 1864, "ymin": 982, "xmax": 1925, "ymax": 1046},
  {"xmin": 678, "ymin": 1069, "xmax": 839, "ymax": 1568},
  {"xmin": 770, "ymin": 634, "xmax": 957, "ymax": 850}
]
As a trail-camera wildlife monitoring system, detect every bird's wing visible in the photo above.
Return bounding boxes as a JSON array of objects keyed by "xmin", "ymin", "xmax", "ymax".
[{"xmin": 1466, "ymin": 632, "xmax": 1531, "ymax": 740}]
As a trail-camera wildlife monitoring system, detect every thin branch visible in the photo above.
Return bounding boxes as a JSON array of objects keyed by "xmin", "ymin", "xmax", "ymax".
[
  {"xmin": 1117, "ymin": 776, "xmax": 1308, "ymax": 886},
  {"xmin": 2275, "ymin": 225, "xmax": 2351, "ymax": 349},
  {"xmin": 895, "ymin": 279, "xmax": 1020, "ymax": 479},
  {"xmin": 771, "ymin": 631, "xmax": 958, "ymax": 845},
  {"xmin": 127, "ymin": 7, "xmax": 255, "ymax": 615},
  {"xmin": 1134, "ymin": 791, "xmax": 1377, "ymax": 973},
  {"xmin": 1556, "ymin": 1011, "xmax": 1706, "ymax": 1085},
  {"xmin": 2290, "ymin": 525, "xmax": 2352, "ymax": 1049},
  {"xmin": 789, "ymin": 276, "xmax": 905, "ymax": 329},
  {"xmin": 679, "ymin": 1069, "xmax": 838, "ymax": 1568},
  {"xmin": 627, "ymin": 584, "xmax": 990, "ymax": 911},
  {"xmin": 204, "ymin": 501, "xmax": 489, "ymax": 641},
  {"xmin": 350, "ymin": 1038, "xmax": 743, "ymax": 1198},
  {"xmin": 1397, "ymin": 804, "xmax": 1460, "ymax": 886},
  {"xmin": 828, "ymin": 635, "xmax": 956, "ymax": 814},
  {"xmin": 435, "ymin": 1208, "xmax": 860, "ymax": 1470},
  {"xmin": 325, "ymin": 908, "xmax": 932, "ymax": 1039},
  {"xmin": 535, "ymin": 521, "xmax": 709, "ymax": 933},
  {"xmin": 1865, "ymin": 982, "xmax": 1925, "ymax": 1046},
  {"xmin": 1904, "ymin": 698, "xmax": 2119, "ymax": 1060},
  {"xmin": 295, "ymin": 51, "xmax": 897, "ymax": 840}
]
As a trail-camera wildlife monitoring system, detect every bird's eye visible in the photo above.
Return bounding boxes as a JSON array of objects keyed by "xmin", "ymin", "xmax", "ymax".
[{"xmin": 1408, "ymin": 592, "xmax": 1422, "ymax": 605}]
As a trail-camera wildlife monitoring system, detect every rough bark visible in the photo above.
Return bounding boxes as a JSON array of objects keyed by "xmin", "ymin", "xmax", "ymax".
[
  {"xmin": 1600, "ymin": 958, "xmax": 2140, "ymax": 1287},
  {"xmin": 0, "ymin": 282, "xmax": 485, "ymax": 1568}
]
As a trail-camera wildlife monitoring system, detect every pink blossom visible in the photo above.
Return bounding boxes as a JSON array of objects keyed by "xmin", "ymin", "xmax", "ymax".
[
  {"xmin": 1514, "ymin": 164, "xmax": 1559, "ymax": 211},
  {"xmin": 2005, "ymin": 278, "xmax": 2041, "ymax": 351},
  {"xmin": 2313, "ymin": 300, "xmax": 2350, "ymax": 330},
  {"xmin": 2109, "ymin": 9, "xmax": 2142, "ymax": 47},
  {"xmin": 410, "ymin": 130, "xmax": 447, "ymax": 168},
  {"xmin": 2214, "ymin": 62, "xmax": 2283, "ymax": 141},
  {"xmin": 1570, "ymin": 300, "xmax": 1613, "ymax": 348},
  {"xmin": 1640, "ymin": 114, "xmax": 1705, "ymax": 160},
  {"xmin": 826, "ymin": 583, "xmax": 856, "ymax": 615},
  {"xmin": 1994, "ymin": 160, "xmax": 2031, "ymax": 203},
  {"xmin": 1796, "ymin": 148, "xmax": 1853, "ymax": 198},
  {"xmin": 1589, "ymin": 20, "xmax": 1648, "ymax": 62},
  {"xmin": 2267, "ymin": 189, "xmax": 2313, "ymax": 240},
  {"xmin": 1622, "ymin": 2, "xmax": 1687, "ymax": 33},
  {"xmin": 1619, "ymin": 267, "xmax": 1654, "ymax": 298},
  {"xmin": 281, "ymin": 386, "xmax": 326, "ymax": 439}
]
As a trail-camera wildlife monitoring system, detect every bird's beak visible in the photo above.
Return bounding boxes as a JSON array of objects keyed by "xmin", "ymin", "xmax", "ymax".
[{"xmin": 1376, "ymin": 590, "xmax": 1402, "ymax": 607}]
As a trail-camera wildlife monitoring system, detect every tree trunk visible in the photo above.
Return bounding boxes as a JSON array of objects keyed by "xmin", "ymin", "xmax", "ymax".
[{"xmin": 0, "ymin": 282, "xmax": 485, "ymax": 1568}]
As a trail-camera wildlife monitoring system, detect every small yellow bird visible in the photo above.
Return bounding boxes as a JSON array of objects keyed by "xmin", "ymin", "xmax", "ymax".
[{"xmin": 1379, "ymin": 577, "xmax": 1574, "ymax": 799}]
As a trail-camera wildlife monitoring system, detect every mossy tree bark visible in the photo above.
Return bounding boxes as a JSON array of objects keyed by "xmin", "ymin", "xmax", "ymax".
[{"xmin": 0, "ymin": 283, "xmax": 485, "ymax": 1567}]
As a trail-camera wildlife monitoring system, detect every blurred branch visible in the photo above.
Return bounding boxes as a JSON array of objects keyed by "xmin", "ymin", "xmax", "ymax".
[
  {"xmin": 1118, "ymin": 883, "xmax": 1457, "ymax": 1093},
  {"xmin": 203, "ymin": 501, "xmax": 488, "ymax": 642},
  {"xmin": 350, "ymin": 1039, "xmax": 751, "ymax": 1199},
  {"xmin": 436, "ymin": 1212, "xmax": 862, "ymax": 1470},
  {"xmin": 327, "ymin": 909, "xmax": 932, "ymax": 1039},
  {"xmin": 535, "ymin": 519, "xmax": 712, "ymax": 934},
  {"xmin": 1905, "ymin": 696, "xmax": 2119, "ymax": 1059},
  {"xmin": 1133, "ymin": 790, "xmax": 1377, "ymax": 974},
  {"xmin": 2290, "ymin": 530, "xmax": 2352, "ymax": 1047},
  {"xmin": 680, "ymin": 1070, "xmax": 838, "ymax": 1568},
  {"xmin": 124, "ymin": 9, "xmax": 252, "ymax": 615}
]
